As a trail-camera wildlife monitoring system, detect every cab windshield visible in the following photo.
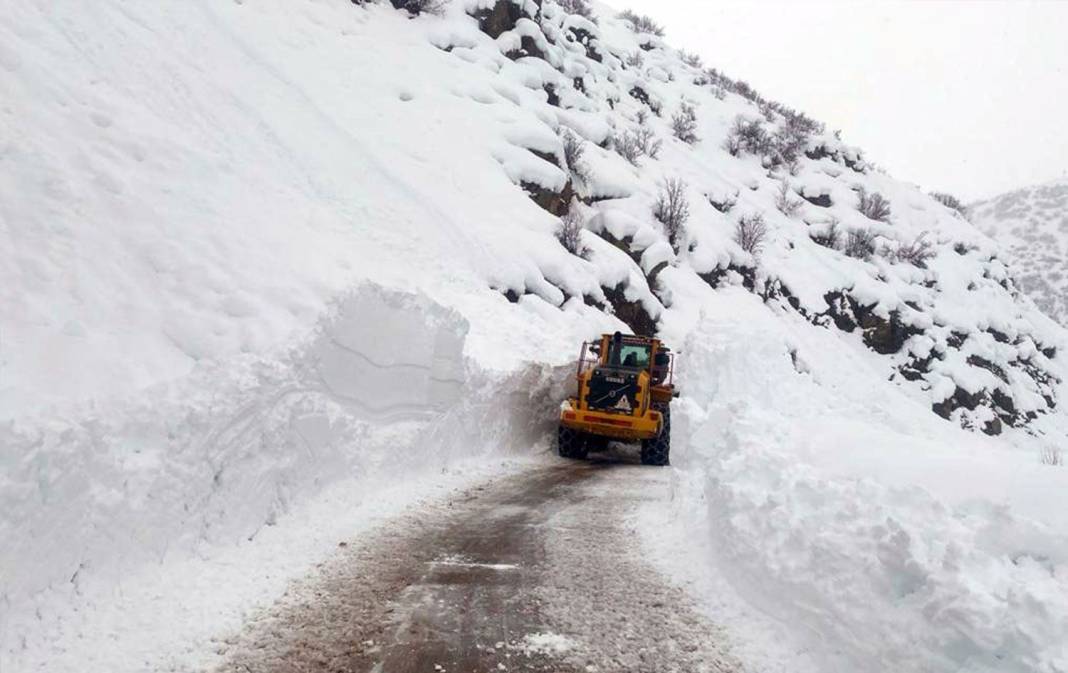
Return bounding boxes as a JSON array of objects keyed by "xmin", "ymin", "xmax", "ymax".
[{"xmin": 608, "ymin": 343, "xmax": 651, "ymax": 369}]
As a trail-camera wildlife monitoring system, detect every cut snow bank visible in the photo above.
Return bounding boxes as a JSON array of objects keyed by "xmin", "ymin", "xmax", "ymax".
[
  {"xmin": 642, "ymin": 291, "xmax": 1068, "ymax": 673},
  {"xmin": 1, "ymin": 284, "xmax": 571, "ymax": 671}
]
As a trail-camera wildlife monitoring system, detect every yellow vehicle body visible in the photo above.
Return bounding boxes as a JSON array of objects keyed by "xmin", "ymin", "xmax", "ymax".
[
  {"xmin": 559, "ymin": 398, "xmax": 663, "ymax": 441},
  {"xmin": 557, "ymin": 332, "xmax": 677, "ymax": 465}
]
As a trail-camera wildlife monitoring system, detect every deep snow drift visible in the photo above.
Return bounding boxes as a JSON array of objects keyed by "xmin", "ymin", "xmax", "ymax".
[
  {"xmin": 2, "ymin": 1, "xmax": 1067, "ymax": 672},
  {"xmin": 970, "ymin": 178, "xmax": 1068, "ymax": 328}
]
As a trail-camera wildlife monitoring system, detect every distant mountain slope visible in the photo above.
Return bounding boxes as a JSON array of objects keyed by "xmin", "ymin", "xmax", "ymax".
[{"xmin": 969, "ymin": 178, "xmax": 1068, "ymax": 326}]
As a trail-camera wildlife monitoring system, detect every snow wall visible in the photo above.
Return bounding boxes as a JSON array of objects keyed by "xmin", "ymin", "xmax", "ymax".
[{"xmin": 1, "ymin": 283, "xmax": 571, "ymax": 641}]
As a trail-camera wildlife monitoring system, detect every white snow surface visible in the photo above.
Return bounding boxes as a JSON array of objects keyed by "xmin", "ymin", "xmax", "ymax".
[
  {"xmin": 970, "ymin": 178, "xmax": 1068, "ymax": 327},
  {"xmin": 2, "ymin": 1, "xmax": 1068, "ymax": 672}
]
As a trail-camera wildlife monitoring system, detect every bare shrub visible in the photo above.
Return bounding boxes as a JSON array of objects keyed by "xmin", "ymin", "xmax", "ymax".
[
  {"xmin": 1041, "ymin": 445, "xmax": 1064, "ymax": 467},
  {"xmin": 772, "ymin": 117, "xmax": 811, "ymax": 166},
  {"xmin": 556, "ymin": 207, "xmax": 587, "ymax": 256},
  {"xmin": 888, "ymin": 233, "xmax": 936, "ymax": 268},
  {"xmin": 391, "ymin": 0, "xmax": 447, "ymax": 15},
  {"xmin": 611, "ymin": 123, "xmax": 661, "ymax": 166},
  {"xmin": 774, "ymin": 181, "xmax": 803, "ymax": 217},
  {"xmin": 619, "ymin": 9, "xmax": 665, "ymax": 36},
  {"xmin": 844, "ymin": 228, "xmax": 876, "ymax": 260},
  {"xmin": 612, "ymin": 131, "xmax": 643, "ymax": 165},
  {"xmin": 930, "ymin": 191, "xmax": 967, "ymax": 215},
  {"xmin": 671, "ymin": 102, "xmax": 699, "ymax": 144},
  {"xmin": 710, "ymin": 85, "xmax": 727, "ymax": 100},
  {"xmin": 626, "ymin": 51, "xmax": 645, "ymax": 69},
  {"xmin": 681, "ymin": 51, "xmax": 703, "ymax": 68},
  {"xmin": 725, "ymin": 116, "xmax": 772, "ymax": 158},
  {"xmin": 811, "ymin": 217, "xmax": 841, "ymax": 250},
  {"xmin": 758, "ymin": 101, "xmax": 776, "ymax": 123},
  {"xmin": 558, "ymin": 0, "xmax": 594, "ymax": 19},
  {"xmin": 857, "ymin": 187, "xmax": 892, "ymax": 222},
  {"xmin": 734, "ymin": 213, "xmax": 768, "ymax": 256},
  {"xmin": 654, "ymin": 178, "xmax": 690, "ymax": 251},
  {"xmin": 634, "ymin": 124, "xmax": 662, "ymax": 160},
  {"xmin": 560, "ymin": 129, "xmax": 589, "ymax": 182},
  {"xmin": 722, "ymin": 133, "xmax": 742, "ymax": 157}
]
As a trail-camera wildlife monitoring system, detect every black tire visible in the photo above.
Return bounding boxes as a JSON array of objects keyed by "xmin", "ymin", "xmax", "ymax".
[
  {"xmin": 640, "ymin": 406, "xmax": 671, "ymax": 466},
  {"xmin": 557, "ymin": 425, "xmax": 589, "ymax": 460}
]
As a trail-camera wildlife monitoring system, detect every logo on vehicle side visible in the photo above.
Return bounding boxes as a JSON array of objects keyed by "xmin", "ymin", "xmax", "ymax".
[{"xmin": 614, "ymin": 397, "xmax": 632, "ymax": 412}]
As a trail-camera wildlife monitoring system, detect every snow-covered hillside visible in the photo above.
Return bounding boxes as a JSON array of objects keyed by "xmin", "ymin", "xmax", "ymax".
[
  {"xmin": 3, "ymin": 1, "xmax": 1068, "ymax": 671},
  {"xmin": 970, "ymin": 178, "xmax": 1068, "ymax": 327}
]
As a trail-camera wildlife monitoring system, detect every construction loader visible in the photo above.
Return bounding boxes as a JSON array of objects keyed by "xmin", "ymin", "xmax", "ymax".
[{"xmin": 557, "ymin": 331, "xmax": 677, "ymax": 465}]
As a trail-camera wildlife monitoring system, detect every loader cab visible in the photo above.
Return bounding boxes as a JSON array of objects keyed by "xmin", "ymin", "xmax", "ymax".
[
  {"xmin": 607, "ymin": 340, "xmax": 652, "ymax": 370},
  {"xmin": 579, "ymin": 332, "xmax": 675, "ymax": 389}
]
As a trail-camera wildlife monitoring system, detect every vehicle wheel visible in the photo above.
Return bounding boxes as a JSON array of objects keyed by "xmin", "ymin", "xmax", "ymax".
[
  {"xmin": 557, "ymin": 425, "xmax": 589, "ymax": 460},
  {"xmin": 640, "ymin": 407, "xmax": 670, "ymax": 466}
]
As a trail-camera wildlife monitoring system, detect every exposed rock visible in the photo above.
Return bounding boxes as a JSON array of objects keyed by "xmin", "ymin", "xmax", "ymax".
[
  {"xmin": 967, "ymin": 355, "xmax": 1008, "ymax": 384},
  {"xmin": 521, "ymin": 178, "xmax": 574, "ymax": 216},
  {"xmin": 699, "ymin": 263, "xmax": 756, "ymax": 292},
  {"xmin": 602, "ymin": 283, "xmax": 657, "ymax": 336},
  {"xmin": 802, "ymin": 192, "xmax": 832, "ymax": 207},
  {"xmin": 471, "ymin": 0, "xmax": 525, "ymax": 39},
  {"xmin": 506, "ymin": 34, "xmax": 546, "ymax": 61},
  {"xmin": 597, "ymin": 229, "xmax": 642, "ymax": 267},
  {"xmin": 544, "ymin": 83, "xmax": 560, "ymax": 107},
  {"xmin": 628, "ymin": 85, "xmax": 660, "ymax": 114}
]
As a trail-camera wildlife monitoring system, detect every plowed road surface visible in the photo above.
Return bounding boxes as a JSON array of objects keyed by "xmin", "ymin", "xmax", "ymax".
[{"xmin": 216, "ymin": 455, "xmax": 740, "ymax": 672}]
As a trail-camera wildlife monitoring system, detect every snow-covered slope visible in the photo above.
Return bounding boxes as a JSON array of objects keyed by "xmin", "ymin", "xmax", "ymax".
[
  {"xmin": 3, "ymin": 1, "xmax": 1068, "ymax": 671},
  {"xmin": 969, "ymin": 178, "xmax": 1068, "ymax": 327}
]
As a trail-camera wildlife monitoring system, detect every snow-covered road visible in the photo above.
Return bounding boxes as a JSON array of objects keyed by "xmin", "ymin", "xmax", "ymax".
[{"xmin": 215, "ymin": 455, "xmax": 740, "ymax": 673}]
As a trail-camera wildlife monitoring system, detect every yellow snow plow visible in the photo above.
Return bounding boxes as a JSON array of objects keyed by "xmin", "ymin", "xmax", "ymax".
[{"xmin": 558, "ymin": 331, "xmax": 677, "ymax": 465}]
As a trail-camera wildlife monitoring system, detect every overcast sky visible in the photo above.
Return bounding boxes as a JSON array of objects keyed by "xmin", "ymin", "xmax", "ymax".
[{"xmin": 609, "ymin": 0, "xmax": 1068, "ymax": 202}]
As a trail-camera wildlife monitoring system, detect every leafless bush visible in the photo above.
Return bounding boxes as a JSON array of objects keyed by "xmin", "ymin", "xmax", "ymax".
[
  {"xmin": 734, "ymin": 213, "xmax": 768, "ymax": 256},
  {"xmin": 722, "ymin": 133, "xmax": 742, "ymax": 157},
  {"xmin": 613, "ymin": 131, "xmax": 643, "ymax": 165},
  {"xmin": 556, "ymin": 207, "xmax": 587, "ymax": 256},
  {"xmin": 758, "ymin": 101, "xmax": 776, "ymax": 123},
  {"xmin": 681, "ymin": 50, "xmax": 703, "ymax": 68},
  {"xmin": 930, "ymin": 191, "xmax": 967, "ymax": 215},
  {"xmin": 671, "ymin": 102, "xmax": 699, "ymax": 144},
  {"xmin": 654, "ymin": 178, "xmax": 690, "ymax": 251},
  {"xmin": 775, "ymin": 181, "xmax": 804, "ymax": 217},
  {"xmin": 560, "ymin": 129, "xmax": 589, "ymax": 182},
  {"xmin": 558, "ymin": 0, "xmax": 593, "ymax": 19},
  {"xmin": 619, "ymin": 9, "xmax": 665, "ymax": 36},
  {"xmin": 844, "ymin": 228, "xmax": 876, "ymax": 260},
  {"xmin": 612, "ymin": 124, "xmax": 660, "ymax": 165},
  {"xmin": 626, "ymin": 51, "xmax": 645, "ymax": 68},
  {"xmin": 1041, "ymin": 445, "xmax": 1064, "ymax": 467},
  {"xmin": 634, "ymin": 124, "xmax": 662, "ymax": 159},
  {"xmin": 887, "ymin": 233, "xmax": 936, "ymax": 268},
  {"xmin": 811, "ymin": 217, "xmax": 841, "ymax": 250},
  {"xmin": 390, "ymin": 0, "xmax": 447, "ymax": 15},
  {"xmin": 710, "ymin": 85, "xmax": 726, "ymax": 100},
  {"xmin": 857, "ymin": 187, "xmax": 892, "ymax": 222},
  {"xmin": 724, "ymin": 116, "xmax": 772, "ymax": 158},
  {"xmin": 772, "ymin": 117, "xmax": 811, "ymax": 166}
]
